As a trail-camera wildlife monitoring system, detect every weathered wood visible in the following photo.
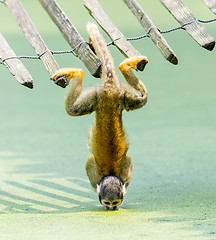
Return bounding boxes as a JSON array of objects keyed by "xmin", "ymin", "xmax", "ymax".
[
  {"xmin": 83, "ymin": 0, "xmax": 142, "ymax": 61},
  {"xmin": 123, "ymin": 0, "xmax": 178, "ymax": 65},
  {"xmin": 39, "ymin": 0, "xmax": 101, "ymax": 78},
  {"xmin": 203, "ymin": 0, "xmax": 216, "ymax": 14},
  {"xmin": 160, "ymin": 0, "xmax": 215, "ymax": 51},
  {"xmin": 5, "ymin": 0, "xmax": 60, "ymax": 78},
  {"xmin": 0, "ymin": 33, "xmax": 33, "ymax": 88}
]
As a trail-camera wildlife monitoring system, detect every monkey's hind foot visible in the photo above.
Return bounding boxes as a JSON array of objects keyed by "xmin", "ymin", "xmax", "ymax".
[
  {"xmin": 118, "ymin": 56, "xmax": 148, "ymax": 72},
  {"xmin": 50, "ymin": 68, "xmax": 84, "ymax": 88}
]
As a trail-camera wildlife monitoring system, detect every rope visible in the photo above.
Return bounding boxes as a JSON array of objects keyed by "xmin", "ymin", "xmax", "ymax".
[
  {"xmin": 0, "ymin": 41, "xmax": 87, "ymax": 64},
  {"xmin": 0, "ymin": 18, "xmax": 216, "ymax": 65}
]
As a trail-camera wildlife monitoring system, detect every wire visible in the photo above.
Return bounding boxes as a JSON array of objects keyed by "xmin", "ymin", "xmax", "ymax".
[{"xmin": 0, "ymin": 17, "xmax": 216, "ymax": 65}]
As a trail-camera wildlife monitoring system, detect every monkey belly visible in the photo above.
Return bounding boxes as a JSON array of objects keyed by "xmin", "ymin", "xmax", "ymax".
[{"xmin": 88, "ymin": 100, "xmax": 128, "ymax": 177}]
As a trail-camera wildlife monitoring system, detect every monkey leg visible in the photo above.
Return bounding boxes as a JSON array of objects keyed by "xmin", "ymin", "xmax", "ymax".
[
  {"xmin": 85, "ymin": 155, "xmax": 102, "ymax": 190},
  {"xmin": 51, "ymin": 68, "xmax": 97, "ymax": 116},
  {"xmin": 118, "ymin": 56, "xmax": 148, "ymax": 111}
]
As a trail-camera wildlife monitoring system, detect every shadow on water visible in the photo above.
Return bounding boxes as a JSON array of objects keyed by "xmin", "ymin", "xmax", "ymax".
[
  {"xmin": 0, "ymin": 151, "xmax": 100, "ymax": 214},
  {"xmin": 0, "ymin": 151, "xmax": 216, "ymax": 218},
  {"xmin": 1, "ymin": 174, "xmax": 216, "ymax": 216},
  {"xmin": 0, "ymin": 177, "xmax": 99, "ymax": 214},
  {"xmin": 0, "ymin": 153, "xmax": 216, "ymax": 238}
]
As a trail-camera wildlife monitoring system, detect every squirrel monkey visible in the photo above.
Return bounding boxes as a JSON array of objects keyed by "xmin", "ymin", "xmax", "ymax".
[{"xmin": 51, "ymin": 23, "xmax": 148, "ymax": 210}]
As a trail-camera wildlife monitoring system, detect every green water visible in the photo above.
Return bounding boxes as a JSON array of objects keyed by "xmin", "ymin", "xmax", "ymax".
[{"xmin": 0, "ymin": 0, "xmax": 216, "ymax": 239}]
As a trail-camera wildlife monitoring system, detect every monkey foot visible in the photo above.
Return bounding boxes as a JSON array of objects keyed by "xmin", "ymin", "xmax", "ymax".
[
  {"xmin": 50, "ymin": 69, "xmax": 70, "ymax": 88},
  {"xmin": 118, "ymin": 56, "xmax": 148, "ymax": 72},
  {"xmin": 50, "ymin": 68, "xmax": 84, "ymax": 88},
  {"xmin": 51, "ymin": 75, "xmax": 68, "ymax": 88}
]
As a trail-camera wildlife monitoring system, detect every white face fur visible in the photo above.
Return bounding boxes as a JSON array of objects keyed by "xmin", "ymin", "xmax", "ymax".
[
  {"xmin": 97, "ymin": 183, "xmax": 126, "ymax": 210},
  {"xmin": 100, "ymin": 198, "xmax": 123, "ymax": 210}
]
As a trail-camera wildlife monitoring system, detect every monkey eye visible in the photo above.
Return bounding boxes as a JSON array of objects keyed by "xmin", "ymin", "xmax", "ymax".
[
  {"xmin": 103, "ymin": 201, "xmax": 111, "ymax": 206},
  {"xmin": 112, "ymin": 200, "xmax": 121, "ymax": 206}
]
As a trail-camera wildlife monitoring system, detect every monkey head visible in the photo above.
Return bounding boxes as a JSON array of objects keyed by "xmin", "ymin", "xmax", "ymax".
[{"xmin": 97, "ymin": 176, "xmax": 126, "ymax": 210}]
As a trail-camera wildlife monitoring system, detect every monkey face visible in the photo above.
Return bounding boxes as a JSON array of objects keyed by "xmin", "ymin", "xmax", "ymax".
[
  {"xmin": 100, "ymin": 198, "xmax": 123, "ymax": 210},
  {"xmin": 97, "ymin": 176, "xmax": 126, "ymax": 210}
]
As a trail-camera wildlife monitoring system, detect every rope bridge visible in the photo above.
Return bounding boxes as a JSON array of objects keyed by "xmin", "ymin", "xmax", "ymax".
[{"xmin": 0, "ymin": 0, "xmax": 216, "ymax": 89}]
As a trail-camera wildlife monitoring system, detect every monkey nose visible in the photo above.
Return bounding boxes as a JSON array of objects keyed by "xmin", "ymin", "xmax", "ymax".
[{"xmin": 106, "ymin": 206, "xmax": 117, "ymax": 211}]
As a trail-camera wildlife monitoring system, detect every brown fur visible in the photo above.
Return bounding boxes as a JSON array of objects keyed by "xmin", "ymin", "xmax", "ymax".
[
  {"xmin": 51, "ymin": 23, "xmax": 148, "ymax": 194},
  {"xmin": 88, "ymin": 85, "xmax": 128, "ymax": 178}
]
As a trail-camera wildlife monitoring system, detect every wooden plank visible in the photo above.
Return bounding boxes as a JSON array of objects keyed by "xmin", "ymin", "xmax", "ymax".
[
  {"xmin": 39, "ymin": 0, "xmax": 102, "ymax": 78},
  {"xmin": 0, "ymin": 33, "xmax": 33, "ymax": 88},
  {"xmin": 203, "ymin": 0, "xmax": 216, "ymax": 14},
  {"xmin": 5, "ymin": 0, "xmax": 60, "ymax": 78},
  {"xmin": 123, "ymin": 0, "xmax": 178, "ymax": 65},
  {"xmin": 160, "ymin": 0, "xmax": 215, "ymax": 51},
  {"xmin": 83, "ymin": 0, "xmax": 143, "ymax": 63}
]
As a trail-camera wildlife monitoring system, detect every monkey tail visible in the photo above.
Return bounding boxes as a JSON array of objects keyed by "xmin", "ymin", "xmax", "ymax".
[{"xmin": 87, "ymin": 22, "xmax": 119, "ymax": 84}]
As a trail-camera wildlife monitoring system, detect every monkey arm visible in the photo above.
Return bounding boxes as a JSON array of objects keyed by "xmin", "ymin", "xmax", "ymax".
[
  {"xmin": 85, "ymin": 155, "xmax": 102, "ymax": 190},
  {"xmin": 51, "ymin": 68, "xmax": 97, "ymax": 116},
  {"xmin": 118, "ymin": 156, "xmax": 133, "ymax": 189},
  {"xmin": 85, "ymin": 155, "xmax": 133, "ymax": 190},
  {"xmin": 118, "ymin": 56, "xmax": 148, "ymax": 111}
]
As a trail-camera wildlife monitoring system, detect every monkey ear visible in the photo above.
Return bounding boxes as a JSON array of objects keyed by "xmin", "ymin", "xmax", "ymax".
[
  {"xmin": 122, "ymin": 184, "xmax": 126, "ymax": 195},
  {"xmin": 97, "ymin": 184, "xmax": 100, "ymax": 194}
]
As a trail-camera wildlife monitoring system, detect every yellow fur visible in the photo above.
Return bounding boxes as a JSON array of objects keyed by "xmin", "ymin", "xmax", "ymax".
[
  {"xmin": 89, "ymin": 94, "xmax": 128, "ymax": 177},
  {"xmin": 50, "ymin": 23, "xmax": 148, "ymax": 193}
]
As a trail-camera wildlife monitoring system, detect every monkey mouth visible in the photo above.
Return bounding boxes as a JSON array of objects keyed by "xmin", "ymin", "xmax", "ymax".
[{"xmin": 106, "ymin": 206, "xmax": 117, "ymax": 211}]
